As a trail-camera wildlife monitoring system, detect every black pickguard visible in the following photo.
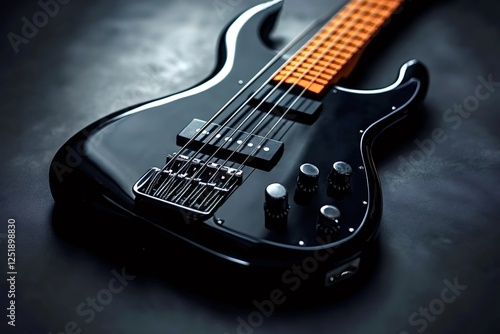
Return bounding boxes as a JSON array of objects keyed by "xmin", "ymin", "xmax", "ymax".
[{"xmin": 49, "ymin": 0, "xmax": 428, "ymax": 286}]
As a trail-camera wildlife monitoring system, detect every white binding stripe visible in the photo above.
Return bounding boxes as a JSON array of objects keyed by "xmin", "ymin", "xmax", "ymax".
[{"xmin": 114, "ymin": 0, "xmax": 282, "ymax": 120}]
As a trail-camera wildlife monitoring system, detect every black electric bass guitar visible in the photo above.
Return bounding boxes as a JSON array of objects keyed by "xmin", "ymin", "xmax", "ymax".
[{"xmin": 50, "ymin": 0, "xmax": 428, "ymax": 288}]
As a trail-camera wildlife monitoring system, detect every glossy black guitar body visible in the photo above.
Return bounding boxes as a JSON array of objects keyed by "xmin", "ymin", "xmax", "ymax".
[{"xmin": 50, "ymin": 0, "xmax": 428, "ymax": 290}]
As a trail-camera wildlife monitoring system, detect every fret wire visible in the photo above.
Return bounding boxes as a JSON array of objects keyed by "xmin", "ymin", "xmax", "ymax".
[
  {"xmin": 146, "ymin": 14, "xmax": 330, "ymax": 195},
  {"xmin": 174, "ymin": 0, "xmax": 370, "ymax": 203},
  {"xmin": 274, "ymin": 0, "xmax": 403, "ymax": 94},
  {"xmin": 159, "ymin": 0, "xmax": 403, "ymax": 204},
  {"xmin": 195, "ymin": 0, "xmax": 376, "ymax": 206},
  {"xmin": 274, "ymin": 0, "xmax": 368, "ymax": 92},
  {"xmin": 302, "ymin": 0, "xmax": 402, "ymax": 89},
  {"xmin": 225, "ymin": 0, "xmax": 405, "ymax": 183},
  {"xmin": 222, "ymin": 3, "xmax": 388, "ymax": 183}
]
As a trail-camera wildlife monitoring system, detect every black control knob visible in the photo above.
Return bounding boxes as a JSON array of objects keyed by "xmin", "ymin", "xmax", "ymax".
[
  {"xmin": 316, "ymin": 205, "xmax": 341, "ymax": 237},
  {"xmin": 294, "ymin": 163, "xmax": 319, "ymax": 205},
  {"xmin": 264, "ymin": 183, "xmax": 290, "ymax": 231},
  {"xmin": 297, "ymin": 163, "xmax": 320, "ymax": 193},
  {"xmin": 328, "ymin": 161, "xmax": 352, "ymax": 196}
]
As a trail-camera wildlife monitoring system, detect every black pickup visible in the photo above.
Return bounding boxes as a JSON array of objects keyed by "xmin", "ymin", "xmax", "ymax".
[
  {"xmin": 177, "ymin": 119, "xmax": 284, "ymax": 171},
  {"xmin": 250, "ymin": 84, "xmax": 323, "ymax": 124}
]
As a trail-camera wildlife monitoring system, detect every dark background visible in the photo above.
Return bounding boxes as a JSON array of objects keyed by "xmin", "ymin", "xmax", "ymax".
[{"xmin": 1, "ymin": 0, "xmax": 499, "ymax": 333}]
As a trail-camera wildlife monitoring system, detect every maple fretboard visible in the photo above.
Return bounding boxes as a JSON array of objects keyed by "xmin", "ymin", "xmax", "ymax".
[{"xmin": 273, "ymin": 0, "xmax": 403, "ymax": 94}]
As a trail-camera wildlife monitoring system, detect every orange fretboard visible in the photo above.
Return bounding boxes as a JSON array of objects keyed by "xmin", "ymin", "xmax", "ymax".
[{"xmin": 273, "ymin": 0, "xmax": 403, "ymax": 94}]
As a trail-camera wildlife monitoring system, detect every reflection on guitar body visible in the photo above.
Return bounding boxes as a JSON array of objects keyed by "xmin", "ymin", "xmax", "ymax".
[{"xmin": 50, "ymin": 0, "xmax": 428, "ymax": 289}]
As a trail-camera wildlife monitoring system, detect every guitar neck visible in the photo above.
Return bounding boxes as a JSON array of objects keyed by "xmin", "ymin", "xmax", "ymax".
[{"xmin": 273, "ymin": 0, "xmax": 404, "ymax": 94}]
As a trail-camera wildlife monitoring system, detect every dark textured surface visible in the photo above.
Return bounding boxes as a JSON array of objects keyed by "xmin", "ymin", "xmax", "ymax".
[{"xmin": 1, "ymin": 0, "xmax": 499, "ymax": 333}]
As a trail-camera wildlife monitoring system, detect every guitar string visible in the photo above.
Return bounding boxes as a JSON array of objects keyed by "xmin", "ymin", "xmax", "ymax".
[
  {"xmin": 162, "ymin": 0, "xmax": 369, "ymax": 203},
  {"xmin": 143, "ymin": 17, "xmax": 321, "ymax": 194},
  {"xmin": 150, "ymin": 1, "xmax": 364, "ymax": 199},
  {"xmin": 179, "ymin": 0, "xmax": 396, "ymax": 208},
  {"xmin": 145, "ymin": 18, "xmax": 317, "ymax": 194},
  {"xmin": 196, "ymin": 0, "xmax": 401, "ymax": 210},
  {"xmin": 198, "ymin": 1, "xmax": 403, "ymax": 211},
  {"xmin": 155, "ymin": 0, "xmax": 398, "ymax": 208},
  {"xmin": 231, "ymin": 1, "xmax": 401, "ymax": 168},
  {"xmin": 151, "ymin": 30, "xmax": 335, "ymax": 199},
  {"xmin": 180, "ymin": 0, "xmax": 384, "ymax": 207},
  {"xmin": 150, "ymin": 5, "xmax": 356, "ymax": 199},
  {"xmin": 231, "ymin": 1, "xmax": 401, "ymax": 166},
  {"xmin": 148, "ymin": 16, "xmax": 335, "ymax": 197}
]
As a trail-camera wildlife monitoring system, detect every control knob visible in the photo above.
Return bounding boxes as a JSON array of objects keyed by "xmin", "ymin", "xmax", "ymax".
[
  {"xmin": 316, "ymin": 205, "xmax": 341, "ymax": 237},
  {"xmin": 264, "ymin": 183, "xmax": 289, "ymax": 231},
  {"xmin": 328, "ymin": 161, "xmax": 352, "ymax": 196},
  {"xmin": 294, "ymin": 163, "xmax": 319, "ymax": 204}
]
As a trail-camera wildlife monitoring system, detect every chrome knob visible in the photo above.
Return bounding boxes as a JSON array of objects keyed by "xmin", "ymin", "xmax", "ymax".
[
  {"xmin": 328, "ymin": 161, "xmax": 352, "ymax": 195},
  {"xmin": 264, "ymin": 183, "xmax": 289, "ymax": 231},
  {"xmin": 297, "ymin": 163, "xmax": 320, "ymax": 193},
  {"xmin": 294, "ymin": 163, "xmax": 319, "ymax": 205},
  {"xmin": 317, "ymin": 205, "xmax": 341, "ymax": 236}
]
